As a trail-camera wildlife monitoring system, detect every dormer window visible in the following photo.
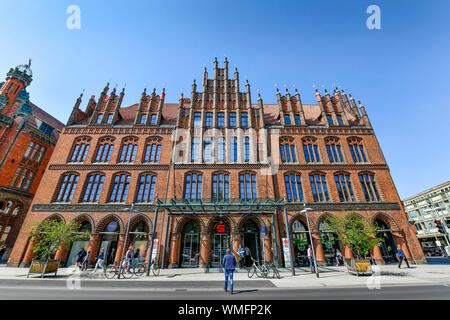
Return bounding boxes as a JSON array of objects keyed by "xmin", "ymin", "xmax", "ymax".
[
  {"xmin": 96, "ymin": 113, "xmax": 103, "ymax": 124},
  {"xmin": 139, "ymin": 114, "xmax": 147, "ymax": 124},
  {"xmin": 150, "ymin": 114, "xmax": 157, "ymax": 125},
  {"xmin": 106, "ymin": 113, "xmax": 114, "ymax": 124}
]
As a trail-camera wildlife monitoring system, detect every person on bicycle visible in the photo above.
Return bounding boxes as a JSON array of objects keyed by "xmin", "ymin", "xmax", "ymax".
[
  {"xmin": 222, "ymin": 248, "xmax": 237, "ymax": 294},
  {"xmin": 125, "ymin": 246, "xmax": 134, "ymax": 271}
]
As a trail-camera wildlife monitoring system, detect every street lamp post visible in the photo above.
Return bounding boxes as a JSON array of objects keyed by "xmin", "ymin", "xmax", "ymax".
[
  {"xmin": 118, "ymin": 203, "xmax": 140, "ymax": 279},
  {"xmin": 282, "ymin": 194, "xmax": 295, "ymax": 276},
  {"xmin": 301, "ymin": 205, "xmax": 319, "ymax": 278},
  {"xmin": 146, "ymin": 194, "xmax": 159, "ymax": 276}
]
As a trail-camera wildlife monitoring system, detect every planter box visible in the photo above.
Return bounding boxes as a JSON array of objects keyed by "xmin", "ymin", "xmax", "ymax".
[
  {"xmin": 345, "ymin": 258, "xmax": 373, "ymax": 276},
  {"xmin": 27, "ymin": 259, "xmax": 60, "ymax": 278}
]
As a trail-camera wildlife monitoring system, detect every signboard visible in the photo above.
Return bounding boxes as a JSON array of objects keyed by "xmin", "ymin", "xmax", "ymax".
[
  {"xmin": 217, "ymin": 223, "xmax": 225, "ymax": 233},
  {"xmin": 151, "ymin": 239, "xmax": 159, "ymax": 261},
  {"xmin": 106, "ymin": 221, "xmax": 118, "ymax": 232},
  {"xmin": 435, "ymin": 240, "xmax": 442, "ymax": 247},
  {"xmin": 261, "ymin": 226, "xmax": 266, "ymax": 235},
  {"xmin": 282, "ymin": 238, "xmax": 291, "ymax": 268}
]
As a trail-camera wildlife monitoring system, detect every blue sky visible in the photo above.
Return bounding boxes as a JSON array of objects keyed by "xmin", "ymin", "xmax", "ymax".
[{"xmin": 0, "ymin": 0, "xmax": 449, "ymax": 199}]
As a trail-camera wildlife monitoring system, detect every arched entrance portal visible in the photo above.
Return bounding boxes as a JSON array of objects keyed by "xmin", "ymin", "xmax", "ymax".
[
  {"xmin": 319, "ymin": 220, "xmax": 341, "ymax": 266},
  {"xmin": 129, "ymin": 221, "xmax": 149, "ymax": 262},
  {"xmin": 99, "ymin": 221, "xmax": 120, "ymax": 266},
  {"xmin": 241, "ymin": 220, "xmax": 261, "ymax": 265},
  {"xmin": 66, "ymin": 221, "xmax": 91, "ymax": 267},
  {"xmin": 180, "ymin": 220, "xmax": 200, "ymax": 267},
  {"xmin": 211, "ymin": 221, "xmax": 231, "ymax": 267},
  {"xmin": 375, "ymin": 219, "xmax": 397, "ymax": 264},
  {"xmin": 292, "ymin": 220, "xmax": 311, "ymax": 267}
]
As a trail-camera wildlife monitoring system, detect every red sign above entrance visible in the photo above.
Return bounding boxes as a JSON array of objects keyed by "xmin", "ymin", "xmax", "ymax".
[{"xmin": 217, "ymin": 223, "xmax": 225, "ymax": 233}]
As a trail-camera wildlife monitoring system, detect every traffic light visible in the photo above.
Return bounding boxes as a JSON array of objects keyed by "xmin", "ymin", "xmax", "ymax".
[
  {"xmin": 446, "ymin": 218, "xmax": 450, "ymax": 229},
  {"xmin": 434, "ymin": 220, "xmax": 446, "ymax": 234}
]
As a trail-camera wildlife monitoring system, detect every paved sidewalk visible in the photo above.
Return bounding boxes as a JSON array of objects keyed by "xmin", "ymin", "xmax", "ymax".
[{"xmin": 0, "ymin": 264, "xmax": 449, "ymax": 289}]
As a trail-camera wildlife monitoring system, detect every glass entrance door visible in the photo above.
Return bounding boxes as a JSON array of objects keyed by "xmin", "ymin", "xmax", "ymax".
[
  {"xmin": 211, "ymin": 233, "xmax": 230, "ymax": 267},
  {"xmin": 181, "ymin": 233, "xmax": 200, "ymax": 267}
]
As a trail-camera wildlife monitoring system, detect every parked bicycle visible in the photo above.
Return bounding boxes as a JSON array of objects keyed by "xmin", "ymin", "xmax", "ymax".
[
  {"xmin": 263, "ymin": 261, "xmax": 281, "ymax": 279},
  {"xmin": 104, "ymin": 260, "xmax": 134, "ymax": 279},
  {"xmin": 148, "ymin": 258, "xmax": 160, "ymax": 276},
  {"xmin": 247, "ymin": 257, "xmax": 268, "ymax": 278}
]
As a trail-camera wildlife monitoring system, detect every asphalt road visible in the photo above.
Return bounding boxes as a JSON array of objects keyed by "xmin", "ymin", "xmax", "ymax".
[{"xmin": 0, "ymin": 281, "xmax": 449, "ymax": 300}]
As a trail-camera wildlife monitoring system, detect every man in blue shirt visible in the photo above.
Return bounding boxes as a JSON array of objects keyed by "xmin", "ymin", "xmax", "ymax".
[
  {"xmin": 222, "ymin": 249, "xmax": 237, "ymax": 294},
  {"xmin": 396, "ymin": 244, "xmax": 411, "ymax": 268}
]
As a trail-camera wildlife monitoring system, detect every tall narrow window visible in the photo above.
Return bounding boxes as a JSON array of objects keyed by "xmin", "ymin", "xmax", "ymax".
[
  {"xmin": 284, "ymin": 173, "xmax": 304, "ymax": 202},
  {"xmin": 239, "ymin": 172, "xmax": 257, "ymax": 200},
  {"xmin": 109, "ymin": 174, "xmax": 130, "ymax": 202},
  {"xmin": 11, "ymin": 168, "xmax": 35, "ymax": 191},
  {"xmin": 217, "ymin": 137, "xmax": 225, "ymax": 162},
  {"xmin": 348, "ymin": 137, "xmax": 368, "ymax": 163},
  {"xmin": 150, "ymin": 114, "xmax": 157, "ymax": 125},
  {"xmin": 284, "ymin": 115, "xmax": 291, "ymax": 125},
  {"xmin": 24, "ymin": 142, "xmax": 36, "ymax": 159},
  {"xmin": 325, "ymin": 137, "xmax": 344, "ymax": 163},
  {"xmin": 230, "ymin": 137, "xmax": 238, "ymax": 162},
  {"xmin": 203, "ymin": 138, "xmax": 212, "ymax": 162},
  {"xmin": 54, "ymin": 173, "xmax": 79, "ymax": 202},
  {"xmin": 69, "ymin": 137, "xmax": 91, "ymax": 163},
  {"xmin": 359, "ymin": 173, "xmax": 381, "ymax": 202},
  {"xmin": 35, "ymin": 146, "xmax": 47, "ymax": 163},
  {"xmin": 191, "ymin": 137, "xmax": 200, "ymax": 162},
  {"xmin": 229, "ymin": 112, "xmax": 236, "ymax": 128},
  {"xmin": 118, "ymin": 137, "xmax": 138, "ymax": 163},
  {"xmin": 205, "ymin": 112, "xmax": 213, "ymax": 128},
  {"xmin": 136, "ymin": 173, "xmax": 157, "ymax": 202},
  {"xmin": 310, "ymin": 173, "xmax": 329, "ymax": 202},
  {"xmin": 143, "ymin": 137, "xmax": 162, "ymax": 163},
  {"xmin": 184, "ymin": 173, "xmax": 202, "ymax": 200},
  {"xmin": 336, "ymin": 115, "xmax": 343, "ymax": 125},
  {"xmin": 327, "ymin": 115, "xmax": 333, "ymax": 126},
  {"xmin": 241, "ymin": 112, "xmax": 248, "ymax": 128},
  {"xmin": 106, "ymin": 113, "xmax": 114, "ymax": 124},
  {"xmin": 82, "ymin": 173, "xmax": 104, "ymax": 202},
  {"xmin": 94, "ymin": 137, "xmax": 115, "ymax": 163},
  {"xmin": 212, "ymin": 173, "xmax": 229, "ymax": 201},
  {"xmin": 334, "ymin": 173, "xmax": 355, "ymax": 202},
  {"xmin": 217, "ymin": 112, "xmax": 225, "ymax": 128},
  {"xmin": 243, "ymin": 137, "xmax": 250, "ymax": 162},
  {"xmin": 194, "ymin": 112, "xmax": 202, "ymax": 128},
  {"xmin": 279, "ymin": 137, "xmax": 297, "ymax": 163},
  {"xmin": 294, "ymin": 114, "xmax": 301, "ymax": 125},
  {"xmin": 302, "ymin": 137, "xmax": 321, "ymax": 163},
  {"xmin": 139, "ymin": 114, "xmax": 147, "ymax": 124},
  {"xmin": 96, "ymin": 113, "xmax": 103, "ymax": 124}
]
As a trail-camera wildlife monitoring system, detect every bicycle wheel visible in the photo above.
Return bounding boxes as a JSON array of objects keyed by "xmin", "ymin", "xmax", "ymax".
[
  {"xmin": 248, "ymin": 266, "xmax": 256, "ymax": 278},
  {"xmin": 134, "ymin": 263, "xmax": 145, "ymax": 277},
  {"xmin": 152, "ymin": 263, "xmax": 160, "ymax": 276},
  {"xmin": 255, "ymin": 266, "xmax": 265, "ymax": 278},
  {"xmin": 104, "ymin": 265, "xmax": 117, "ymax": 279},
  {"xmin": 121, "ymin": 266, "xmax": 134, "ymax": 279},
  {"xmin": 271, "ymin": 265, "xmax": 281, "ymax": 279}
]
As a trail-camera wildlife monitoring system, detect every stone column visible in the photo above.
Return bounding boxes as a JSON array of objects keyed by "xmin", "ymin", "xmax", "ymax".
[
  {"xmin": 114, "ymin": 234, "xmax": 125, "ymax": 263},
  {"xmin": 231, "ymin": 232, "xmax": 241, "ymax": 260},
  {"xmin": 87, "ymin": 234, "xmax": 100, "ymax": 265},
  {"xmin": 199, "ymin": 232, "xmax": 210, "ymax": 268},
  {"xmin": 372, "ymin": 245, "xmax": 384, "ymax": 264},
  {"xmin": 22, "ymin": 240, "xmax": 37, "ymax": 267},
  {"xmin": 312, "ymin": 233, "xmax": 326, "ymax": 266},
  {"xmin": 263, "ymin": 234, "xmax": 272, "ymax": 263},
  {"xmin": 344, "ymin": 243, "xmax": 353, "ymax": 260},
  {"xmin": 169, "ymin": 233, "xmax": 181, "ymax": 268}
]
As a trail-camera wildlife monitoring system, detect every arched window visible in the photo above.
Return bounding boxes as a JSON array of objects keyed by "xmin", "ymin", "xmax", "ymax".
[
  {"xmin": 69, "ymin": 137, "xmax": 91, "ymax": 163},
  {"xmin": 143, "ymin": 137, "xmax": 162, "ymax": 163},
  {"xmin": 359, "ymin": 173, "xmax": 381, "ymax": 202},
  {"xmin": 348, "ymin": 137, "xmax": 368, "ymax": 163},
  {"xmin": 118, "ymin": 137, "xmax": 138, "ymax": 163},
  {"xmin": 284, "ymin": 173, "xmax": 304, "ymax": 202},
  {"xmin": 184, "ymin": 173, "xmax": 202, "ymax": 200},
  {"xmin": 325, "ymin": 137, "xmax": 344, "ymax": 163},
  {"xmin": 81, "ymin": 173, "xmax": 105, "ymax": 202},
  {"xmin": 212, "ymin": 172, "xmax": 229, "ymax": 201},
  {"xmin": 136, "ymin": 173, "xmax": 157, "ymax": 202},
  {"xmin": 239, "ymin": 172, "xmax": 257, "ymax": 200},
  {"xmin": 108, "ymin": 173, "xmax": 131, "ymax": 202},
  {"xmin": 94, "ymin": 137, "xmax": 115, "ymax": 163},
  {"xmin": 280, "ymin": 137, "xmax": 297, "ymax": 163},
  {"xmin": 54, "ymin": 173, "xmax": 79, "ymax": 202},
  {"xmin": 334, "ymin": 173, "xmax": 355, "ymax": 202},
  {"xmin": 302, "ymin": 137, "xmax": 320, "ymax": 163},
  {"xmin": 309, "ymin": 173, "xmax": 329, "ymax": 202}
]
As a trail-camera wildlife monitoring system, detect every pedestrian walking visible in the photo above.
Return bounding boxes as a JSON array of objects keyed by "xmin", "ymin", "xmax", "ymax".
[
  {"xmin": 91, "ymin": 248, "xmax": 105, "ymax": 274},
  {"xmin": 0, "ymin": 245, "xmax": 6, "ymax": 262},
  {"xmin": 125, "ymin": 246, "xmax": 134, "ymax": 271},
  {"xmin": 307, "ymin": 245, "xmax": 315, "ymax": 273},
  {"xmin": 396, "ymin": 244, "xmax": 411, "ymax": 268},
  {"xmin": 82, "ymin": 251, "xmax": 90, "ymax": 271},
  {"xmin": 335, "ymin": 249, "xmax": 343, "ymax": 266},
  {"xmin": 222, "ymin": 248, "xmax": 237, "ymax": 294},
  {"xmin": 75, "ymin": 248, "xmax": 87, "ymax": 271},
  {"xmin": 244, "ymin": 246, "xmax": 251, "ymax": 267}
]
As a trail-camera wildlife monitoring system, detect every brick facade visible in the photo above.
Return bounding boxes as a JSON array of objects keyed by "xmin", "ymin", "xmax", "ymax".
[{"xmin": 8, "ymin": 58, "xmax": 425, "ymax": 268}]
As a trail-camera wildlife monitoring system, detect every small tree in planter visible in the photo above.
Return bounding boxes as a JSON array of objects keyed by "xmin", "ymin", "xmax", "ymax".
[
  {"xmin": 28, "ymin": 219, "xmax": 83, "ymax": 262},
  {"xmin": 323, "ymin": 212, "xmax": 381, "ymax": 274}
]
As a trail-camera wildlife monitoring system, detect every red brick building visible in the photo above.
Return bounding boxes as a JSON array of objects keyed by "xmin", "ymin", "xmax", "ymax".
[
  {"xmin": 0, "ymin": 61, "xmax": 64, "ymax": 263},
  {"xmin": 8, "ymin": 58, "xmax": 425, "ymax": 268}
]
